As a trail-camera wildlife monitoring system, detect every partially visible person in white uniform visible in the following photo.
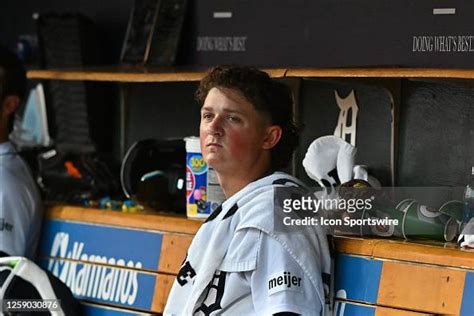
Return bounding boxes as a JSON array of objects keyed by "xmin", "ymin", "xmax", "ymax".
[
  {"xmin": 165, "ymin": 66, "xmax": 332, "ymax": 315},
  {"xmin": 0, "ymin": 46, "xmax": 42, "ymax": 259}
]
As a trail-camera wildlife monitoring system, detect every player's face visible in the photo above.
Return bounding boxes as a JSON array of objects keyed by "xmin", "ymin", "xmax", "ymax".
[{"xmin": 200, "ymin": 87, "xmax": 269, "ymax": 175}]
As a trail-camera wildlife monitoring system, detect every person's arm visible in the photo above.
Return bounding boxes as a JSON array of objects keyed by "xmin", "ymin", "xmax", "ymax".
[{"xmin": 249, "ymin": 233, "xmax": 322, "ymax": 315}]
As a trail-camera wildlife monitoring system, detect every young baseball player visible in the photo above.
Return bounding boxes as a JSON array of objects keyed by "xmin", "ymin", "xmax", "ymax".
[{"xmin": 165, "ymin": 66, "xmax": 332, "ymax": 315}]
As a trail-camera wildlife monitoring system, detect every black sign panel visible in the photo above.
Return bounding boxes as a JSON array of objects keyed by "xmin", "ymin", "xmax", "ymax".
[{"xmin": 185, "ymin": 0, "xmax": 474, "ymax": 68}]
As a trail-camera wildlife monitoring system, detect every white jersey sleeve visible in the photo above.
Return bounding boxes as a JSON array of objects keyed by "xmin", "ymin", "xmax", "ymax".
[
  {"xmin": 249, "ymin": 233, "xmax": 322, "ymax": 315},
  {"xmin": 0, "ymin": 144, "xmax": 42, "ymax": 258}
]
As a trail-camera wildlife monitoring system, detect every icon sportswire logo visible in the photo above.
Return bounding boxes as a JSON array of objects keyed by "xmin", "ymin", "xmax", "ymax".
[{"xmin": 48, "ymin": 232, "xmax": 142, "ymax": 306}]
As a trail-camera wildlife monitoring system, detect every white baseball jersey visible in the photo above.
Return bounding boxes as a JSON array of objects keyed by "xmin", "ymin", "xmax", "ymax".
[
  {"xmin": 194, "ymin": 229, "xmax": 322, "ymax": 315},
  {"xmin": 0, "ymin": 142, "xmax": 42, "ymax": 258},
  {"xmin": 165, "ymin": 172, "xmax": 332, "ymax": 316}
]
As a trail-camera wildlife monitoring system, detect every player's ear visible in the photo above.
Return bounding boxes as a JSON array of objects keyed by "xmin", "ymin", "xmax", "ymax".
[{"xmin": 262, "ymin": 125, "xmax": 282, "ymax": 150}]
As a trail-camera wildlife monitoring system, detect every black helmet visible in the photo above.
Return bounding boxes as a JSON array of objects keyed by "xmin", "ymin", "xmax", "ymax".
[{"xmin": 120, "ymin": 138, "xmax": 186, "ymax": 213}]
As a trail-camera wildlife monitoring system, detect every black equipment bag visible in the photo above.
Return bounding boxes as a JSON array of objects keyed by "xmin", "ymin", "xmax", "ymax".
[{"xmin": 37, "ymin": 149, "xmax": 120, "ymax": 203}]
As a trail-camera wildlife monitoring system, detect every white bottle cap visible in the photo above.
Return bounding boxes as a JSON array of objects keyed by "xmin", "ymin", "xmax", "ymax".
[{"xmin": 184, "ymin": 136, "xmax": 201, "ymax": 153}]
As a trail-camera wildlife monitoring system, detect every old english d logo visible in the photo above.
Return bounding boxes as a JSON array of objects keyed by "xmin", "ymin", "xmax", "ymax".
[
  {"xmin": 195, "ymin": 271, "xmax": 227, "ymax": 315},
  {"xmin": 334, "ymin": 90, "xmax": 358, "ymax": 146}
]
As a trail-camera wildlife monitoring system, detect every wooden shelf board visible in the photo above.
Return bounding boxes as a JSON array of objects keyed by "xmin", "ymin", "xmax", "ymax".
[
  {"xmin": 27, "ymin": 66, "xmax": 287, "ymax": 82},
  {"xmin": 28, "ymin": 67, "xmax": 474, "ymax": 82},
  {"xmin": 286, "ymin": 67, "xmax": 474, "ymax": 79},
  {"xmin": 46, "ymin": 205, "xmax": 202, "ymax": 235},
  {"xmin": 27, "ymin": 66, "xmax": 207, "ymax": 82}
]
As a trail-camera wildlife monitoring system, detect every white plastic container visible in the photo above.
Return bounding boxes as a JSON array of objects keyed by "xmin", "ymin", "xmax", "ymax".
[{"xmin": 185, "ymin": 137, "xmax": 225, "ymax": 219}]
